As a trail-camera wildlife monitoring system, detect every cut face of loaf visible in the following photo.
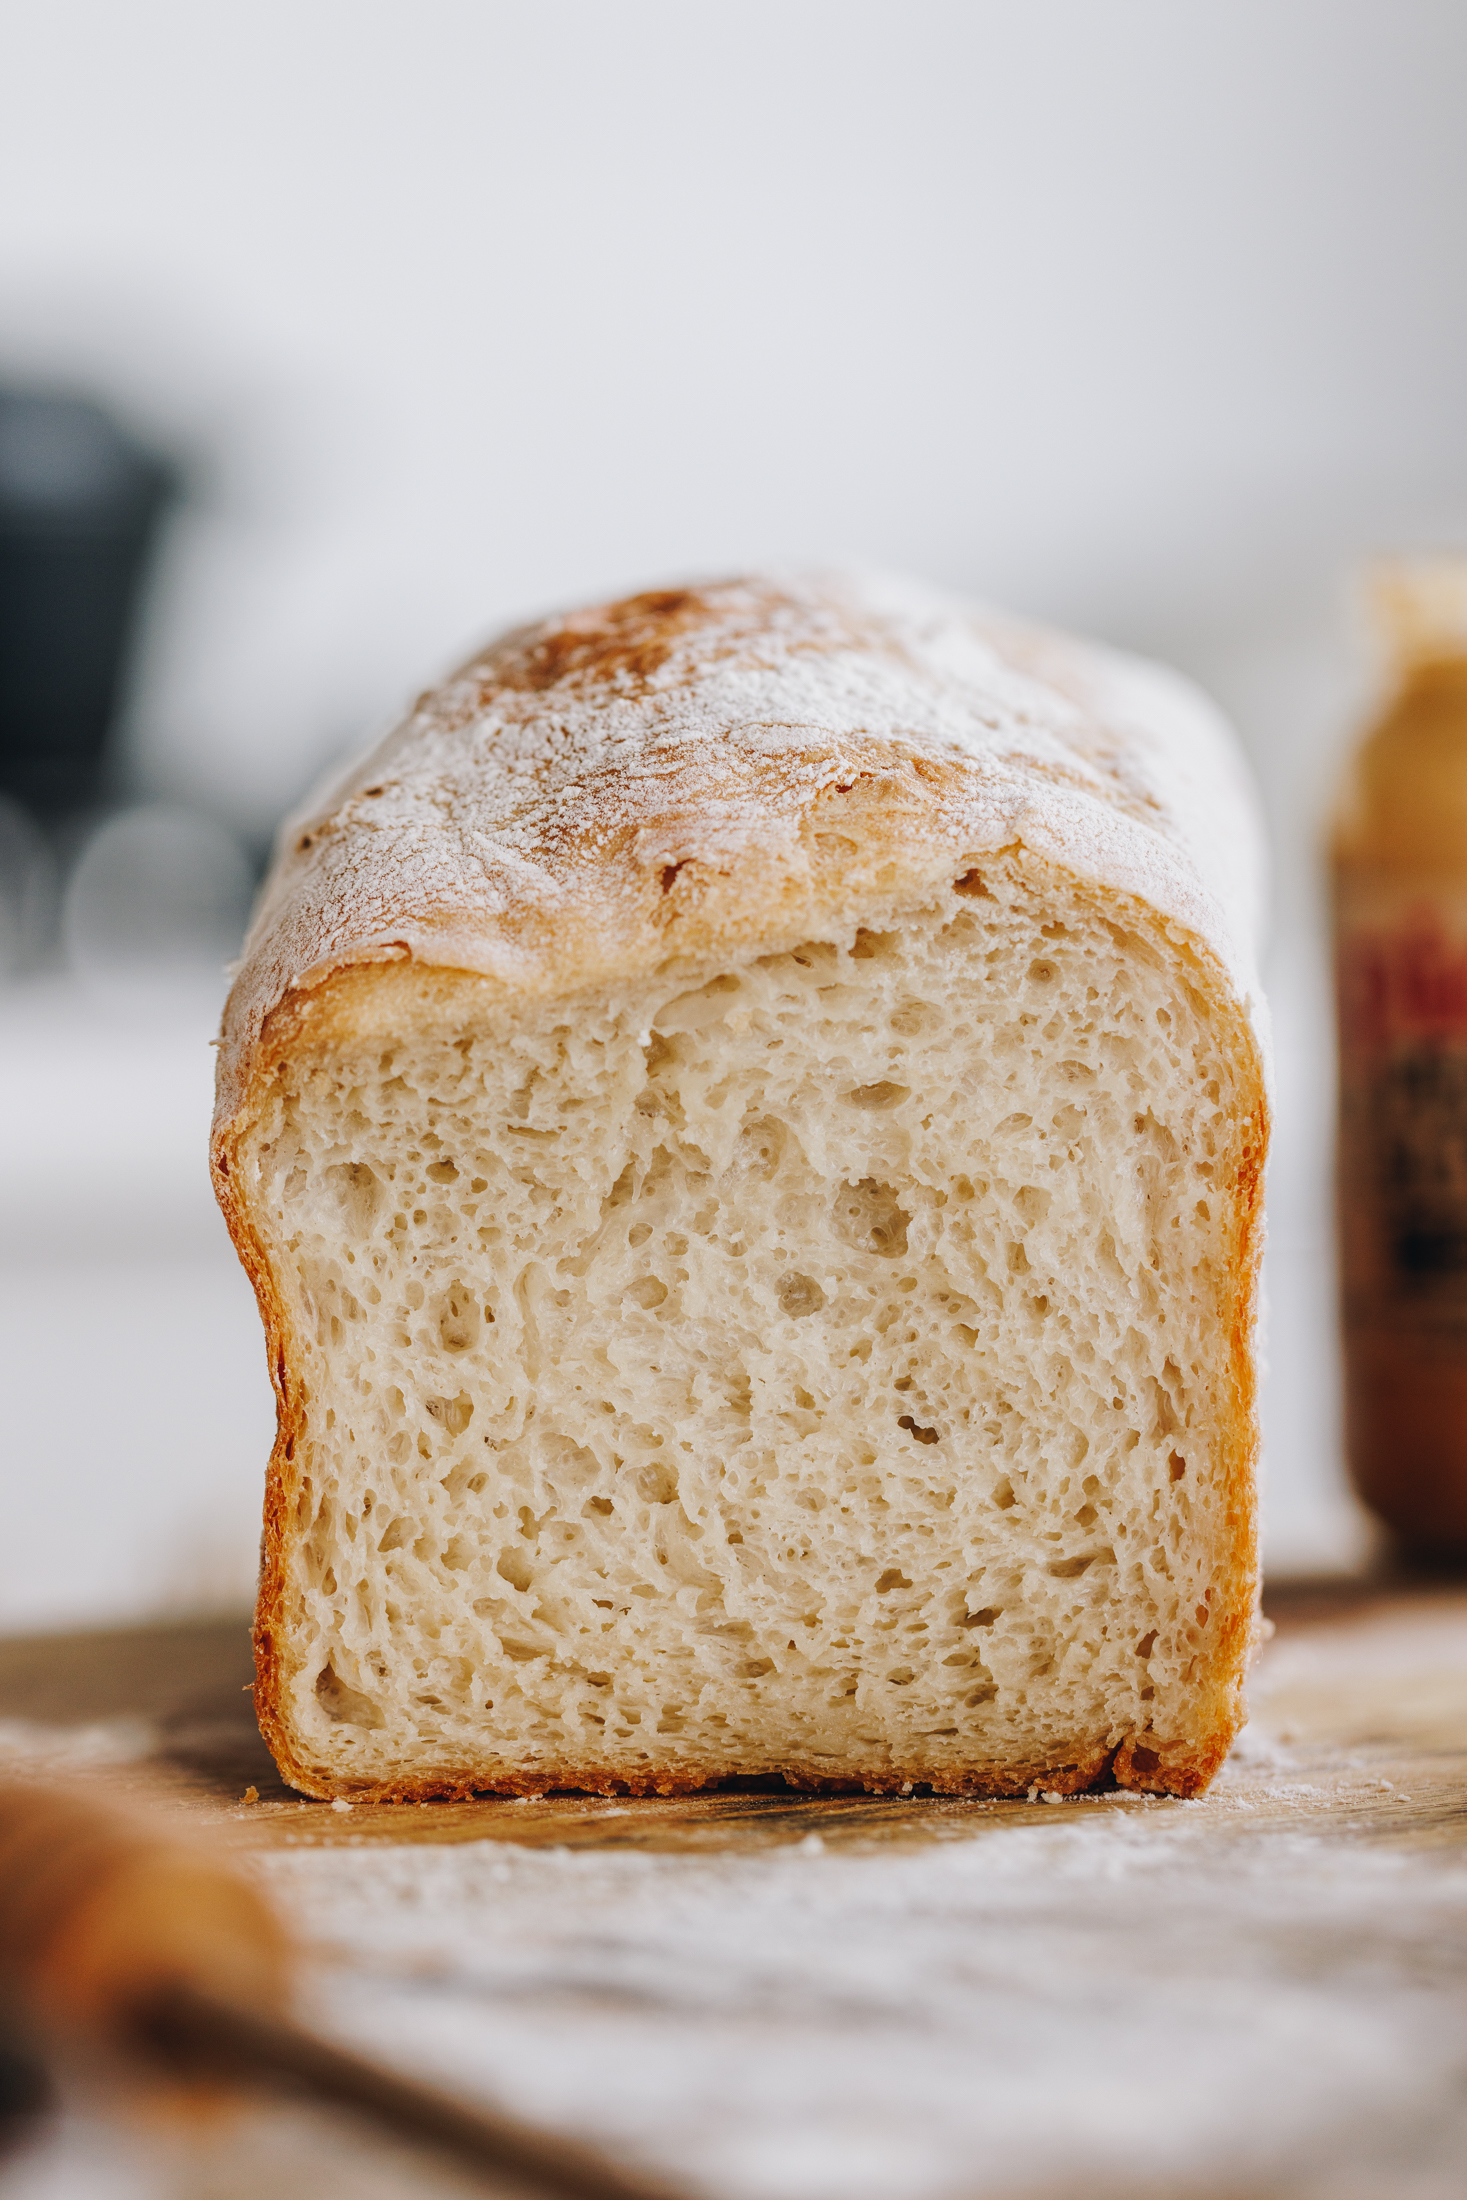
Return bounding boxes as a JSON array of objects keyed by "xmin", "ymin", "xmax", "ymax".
[{"xmin": 239, "ymin": 853, "xmax": 1260, "ymax": 1800}]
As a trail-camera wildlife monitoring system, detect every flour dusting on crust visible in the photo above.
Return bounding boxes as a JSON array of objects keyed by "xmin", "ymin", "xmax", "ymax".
[{"xmin": 215, "ymin": 572, "xmax": 1266, "ymax": 1127}]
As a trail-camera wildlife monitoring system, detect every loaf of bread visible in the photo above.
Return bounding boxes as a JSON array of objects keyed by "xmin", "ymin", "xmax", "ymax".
[{"xmin": 213, "ymin": 573, "xmax": 1269, "ymax": 1802}]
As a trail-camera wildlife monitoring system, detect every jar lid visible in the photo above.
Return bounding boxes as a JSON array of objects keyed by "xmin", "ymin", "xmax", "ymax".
[{"xmin": 1369, "ymin": 556, "xmax": 1467, "ymax": 671}]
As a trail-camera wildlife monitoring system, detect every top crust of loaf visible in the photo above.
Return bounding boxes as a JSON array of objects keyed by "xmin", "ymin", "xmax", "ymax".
[{"xmin": 213, "ymin": 572, "xmax": 1268, "ymax": 1133}]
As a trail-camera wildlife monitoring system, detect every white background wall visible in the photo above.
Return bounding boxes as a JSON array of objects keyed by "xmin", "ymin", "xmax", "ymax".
[{"xmin": 4, "ymin": 1, "xmax": 1467, "ymax": 1626}]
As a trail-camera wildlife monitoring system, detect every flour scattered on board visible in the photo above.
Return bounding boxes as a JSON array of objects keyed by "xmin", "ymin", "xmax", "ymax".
[{"xmin": 260, "ymin": 1803, "xmax": 1467, "ymax": 2200}]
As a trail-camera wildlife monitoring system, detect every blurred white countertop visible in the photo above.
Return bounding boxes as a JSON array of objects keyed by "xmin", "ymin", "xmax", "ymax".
[{"xmin": 0, "ymin": 975, "xmax": 273, "ymax": 1632}]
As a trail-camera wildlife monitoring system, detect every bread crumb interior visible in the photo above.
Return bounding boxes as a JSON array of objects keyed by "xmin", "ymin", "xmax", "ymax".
[{"xmin": 248, "ymin": 857, "xmax": 1249, "ymax": 1793}]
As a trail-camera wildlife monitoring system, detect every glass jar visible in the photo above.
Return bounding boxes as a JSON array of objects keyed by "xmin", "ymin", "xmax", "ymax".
[{"xmin": 1332, "ymin": 559, "xmax": 1467, "ymax": 1558}]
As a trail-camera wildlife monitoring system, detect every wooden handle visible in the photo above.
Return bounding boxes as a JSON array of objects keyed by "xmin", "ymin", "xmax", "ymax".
[{"xmin": 0, "ymin": 1781, "xmax": 291, "ymax": 2046}]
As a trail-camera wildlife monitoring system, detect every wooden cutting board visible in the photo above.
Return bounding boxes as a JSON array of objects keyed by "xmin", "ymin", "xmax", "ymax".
[{"xmin": 3, "ymin": 1579, "xmax": 1466, "ymax": 2200}]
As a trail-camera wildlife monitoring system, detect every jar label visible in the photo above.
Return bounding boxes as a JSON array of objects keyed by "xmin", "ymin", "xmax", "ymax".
[{"xmin": 1336, "ymin": 887, "xmax": 1467, "ymax": 1331}]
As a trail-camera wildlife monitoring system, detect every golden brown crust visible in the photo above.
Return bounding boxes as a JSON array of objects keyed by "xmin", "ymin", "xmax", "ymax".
[
  {"xmin": 211, "ymin": 573, "xmax": 1270, "ymax": 1806},
  {"xmin": 231, "ymin": 1739, "xmax": 1188, "ymax": 1806},
  {"xmin": 224, "ymin": 1727, "xmax": 1229, "ymax": 1806}
]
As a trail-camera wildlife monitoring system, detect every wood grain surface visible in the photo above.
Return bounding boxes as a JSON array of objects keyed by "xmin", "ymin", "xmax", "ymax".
[{"xmin": 2, "ymin": 1579, "xmax": 1466, "ymax": 2200}]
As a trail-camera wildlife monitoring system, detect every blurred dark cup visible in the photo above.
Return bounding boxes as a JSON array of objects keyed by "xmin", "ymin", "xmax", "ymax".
[{"xmin": 0, "ymin": 387, "xmax": 175, "ymax": 817}]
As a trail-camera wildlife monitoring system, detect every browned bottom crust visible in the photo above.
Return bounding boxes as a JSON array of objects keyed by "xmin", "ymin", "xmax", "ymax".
[{"xmin": 259, "ymin": 1730, "xmax": 1229, "ymax": 1807}]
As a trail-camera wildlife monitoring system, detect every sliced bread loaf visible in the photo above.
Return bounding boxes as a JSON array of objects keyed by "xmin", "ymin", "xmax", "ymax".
[{"xmin": 213, "ymin": 574, "xmax": 1269, "ymax": 1800}]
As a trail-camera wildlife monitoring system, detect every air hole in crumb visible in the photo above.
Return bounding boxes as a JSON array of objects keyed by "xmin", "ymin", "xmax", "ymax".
[
  {"xmin": 425, "ymin": 1392, "xmax": 474, "ymax": 1437},
  {"xmin": 963, "ymin": 1606, "xmax": 1000, "ymax": 1628},
  {"xmin": 326, "ymin": 1162, "xmax": 382, "ymax": 1235},
  {"xmin": 1169, "ymin": 1451, "xmax": 1187, "ymax": 1480},
  {"xmin": 777, "ymin": 1272, "xmax": 826, "ymax": 1318},
  {"xmin": 850, "ymin": 928, "xmax": 901, "ymax": 960},
  {"xmin": 315, "ymin": 1664, "xmax": 385, "ymax": 1729},
  {"xmin": 436, "ymin": 1282, "xmax": 481, "ymax": 1353},
  {"xmin": 654, "ymin": 973, "xmax": 741, "ymax": 1033},
  {"xmin": 497, "ymin": 1547, "xmax": 534, "ymax": 1591},
  {"xmin": 897, "ymin": 1415, "xmax": 939, "ymax": 1445},
  {"xmin": 1136, "ymin": 1630, "xmax": 1158, "ymax": 1660},
  {"xmin": 843, "ymin": 1081, "xmax": 909, "ymax": 1110},
  {"xmin": 834, "ymin": 1178, "xmax": 910, "ymax": 1257},
  {"xmin": 954, "ymin": 869, "xmax": 994, "ymax": 898},
  {"xmin": 875, "ymin": 1569, "xmax": 912, "ymax": 1592},
  {"xmin": 733, "ymin": 1114, "xmax": 787, "ymax": 1179}
]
